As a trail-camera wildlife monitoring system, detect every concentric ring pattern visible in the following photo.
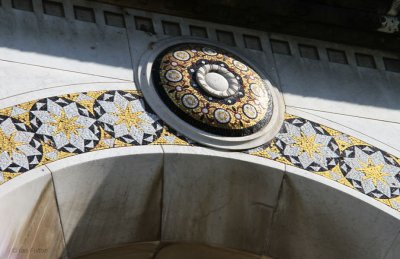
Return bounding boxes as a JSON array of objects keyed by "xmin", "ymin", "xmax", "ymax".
[{"xmin": 152, "ymin": 43, "xmax": 273, "ymax": 137}]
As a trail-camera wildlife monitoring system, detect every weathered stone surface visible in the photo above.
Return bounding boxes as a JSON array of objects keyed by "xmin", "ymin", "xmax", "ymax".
[
  {"xmin": 268, "ymin": 168, "xmax": 400, "ymax": 259},
  {"xmin": 48, "ymin": 147, "xmax": 164, "ymax": 257},
  {"xmin": 0, "ymin": 167, "xmax": 66, "ymax": 259},
  {"xmin": 161, "ymin": 147, "xmax": 285, "ymax": 254}
]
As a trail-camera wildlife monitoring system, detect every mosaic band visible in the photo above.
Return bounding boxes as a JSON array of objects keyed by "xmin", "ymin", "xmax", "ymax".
[{"xmin": 1, "ymin": 90, "xmax": 400, "ymax": 213}]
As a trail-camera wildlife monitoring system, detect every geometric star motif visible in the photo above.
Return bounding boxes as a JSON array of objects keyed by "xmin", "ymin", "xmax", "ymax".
[
  {"xmin": 292, "ymin": 132, "xmax": 323, "ymax": 158},
  {"xmin": 29, "ymin": 97, "xmax": 100, "ymax": 154},
  {"xmin": 275, "ymin": 118, "xmax": 340, "ymax": 172},
  {"xmin": 340, "ymin": 145, "xmax": 400, "ymax": 199},
  {"xmin": 0, "ymin": 115, "xmax": 42, "ymax": 174},
  {"xmin": 0, "ymin": 128, "xmax": 24, "ymax": 157},
  {"xmin": 113, "ymin": 103, "xmax": 145, "ymax": 130},
  {"xmin": 2, "ymin": 86, "xmax": 400, "ymax": 215},
  {"xmin": 93, "ymin": 90, "xmax": 163, "ymax": 145},
  {"xmin": 357, "ymin": 158, "xmax": 389, "ymax": 187},
  {"xmin": 48, "ymin": 109, "xmax": 84, "ymax": 141}
]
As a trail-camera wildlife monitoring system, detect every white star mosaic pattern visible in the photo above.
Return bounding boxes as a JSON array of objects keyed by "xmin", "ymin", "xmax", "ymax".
[
  {"xmin": 0, "ymin": 115, "xmax": 42, "ymax": 173},
  {"xmin": 94, "ymin": 91, "xmax": 163, "ymax": 145},
  {"xmin": 29, "ymin": 97, "xmax": 100, "ymax": 153},
  {"xmin": 2, "ymin": 87, "xmax": 400, "ymax": 213},
  {"xmin": 275, "ymin": 118, "xmax": 340, "ymax": 172},
  {"xmin": 340, "ymin": 145, "xmax": 400, "ymax": 198}
]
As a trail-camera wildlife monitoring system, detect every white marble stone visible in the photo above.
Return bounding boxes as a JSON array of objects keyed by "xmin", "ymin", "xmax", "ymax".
[
  {"xmin": 154, "ymin": 243, "xmax": 267, "ymax": 259},
  {"xmin": 290, "ymin": 107, "xmax": 400, "ymax": 153},
  {"xmin": 47, "ymin": 146, "xmax": 164, "ymax": 258},
  {"xmin": 0, "ymin": 7, "xmax": 133, "ymax": 81},
  {"xmin": 286, "ymin": 107, "xmax": 400, "ymax": 158},
  {"xmin": 75, "ymin": 242, "xmax": 159, "ymax": 259},
  {"xmin": 205, "ymin": 72, "xmax": 229, "ymax": 91},
  {"xmin": 75, "ymin": 242, "xmax": 274, "ymax": 259},
  {"xmin": 0, "ymin": 3, "xmax": 398, "ymax": 258},
  {"xmin": 384, "ymin": 232, "xmax": 400, "ymax": 259},
  {"xmin": 0, "ymin": 82, "xmax": 137, "ymax": 110},
  {"xmin": 161, "ymin": 146, "xmax": 285, "ymax": 254},
  {"xmin": 274, "ymin": 48, "xmax": 400, "ymax": 123},
  {"xmin": 268, "ymin": 165, "xmax": 400, "ymax": 259},
  {"xmin": 0, "ymin": 166, "xmax": 66, "ymax": 259},
  {"xmin": 196, "ymin": 64, "xmax": 239, "ymax": 97},
  {"xmin": 0, "ymin": 60, "xmax": 128, "ymax": 101}
]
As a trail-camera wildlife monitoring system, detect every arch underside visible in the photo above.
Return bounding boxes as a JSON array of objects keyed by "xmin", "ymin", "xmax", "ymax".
[
  {"xmin": 1, "ymin": 146, "xmax": 400, "ymax": 259},
  {"xmin": 1, "ymin": 88, "xmax": 400, "ymax": 258}
]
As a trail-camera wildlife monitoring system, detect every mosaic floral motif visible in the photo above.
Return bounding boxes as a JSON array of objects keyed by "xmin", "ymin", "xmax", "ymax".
[
  {"xmin": 30, "ymin": 97, "xmax": 100, "ymax": 154},
  {"xmin": 248, "ymin": 114, "xmax": 400, "ymax": 212},
  {"xmin": 94, "ymin": 90, "xmax": 163, "ymax": 145},
  {"xmin": 275, "ymin": 117, "xmax": 340, "ymax": 172},
  {"xmin": 0, "ymin": 90, "xmax": 190, "ymax": 185},
  {"xmin": 340, "ymin": 145, "xmax": 400, "ymax": 199},
  {"xmin": 152, "ymin": 43, "xmax": 273, "ymax": 137},
  {"xmin": 1, "ymin": 91, "xmax": 400, "ymax": 213},
  {"xmin": 0, "ymin": 116, "xmax": 42, "ymax": 174}
]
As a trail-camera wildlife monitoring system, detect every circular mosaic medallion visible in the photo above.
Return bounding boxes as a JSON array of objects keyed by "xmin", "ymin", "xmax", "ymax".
[
  {"xmin": 173, "ymin": 50, "xmax": 191, "ymax": 61},
  {"xmin": 275, "ymin": 117, "xmax": 340, "ymax": 172},
  {"xmin": 340, "ymin": 145, "xmax": 400, "ymax": 198},
  {"xmin": 30, "ymin": 97, "xmax": 100, "ymax": 154},
  {"xmin": 202, "ymin": 47, "xmax": 218, "ymax": 56},
  {"xmin": 214, "ymin": 108, "xmax": 231, "ymax": 124},
  {"xmin": 94, "ymin": 90, "xmax": 163, "ymax": 145},
  {"xmin": 139, "ymin": 39, "xmax": 285, "ymax": 150},
  {"xmin": 152, "ymin": 43, "xmax": 274, "ymax": 137},
  {"xmin": 243, "ymin": 104, "xmax": 258, "ymax": 119},
  {"xmin": 0, "ymin": 116, "xmax": 43, "ymax": 173},
  {"xmin": 182, "ymin": 94, "xmax": 199, "ymax": 109},
  {"xmin": 233, "ymin": 60, "xmax": 248, "ymax": 71},
  {"xmin": 165, "ymin": 70, "xmax": 183, "ymax": 82}
]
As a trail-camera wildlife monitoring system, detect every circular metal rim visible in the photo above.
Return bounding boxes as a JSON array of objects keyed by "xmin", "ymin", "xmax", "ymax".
[{"xmin": 136, "ymin": 37, "xmax": 285, "ymax": 150}]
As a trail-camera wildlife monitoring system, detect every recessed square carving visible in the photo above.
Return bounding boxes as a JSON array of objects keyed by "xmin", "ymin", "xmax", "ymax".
[
  {"xmin": 74, "ymin": 6, "xmax": 96, "ymax": 23},
  {"xmin": 327, "ymin": 49, "xmax": 348, "ymax": 64},
  {"xmin": 270, "ymin": 39, "xmax": 291, "ymax": 55},
  {"xmin": 12, "ymin": 0, "xmax": 33, "ymax": 12},
  {"xmin": 384, "ymin": 58, "xmax": 400, "ymax": 73},
  {"xmin": 162, "ymin": 21, "xmax": 181, "ymax": 36},
  {"xmin": 43, "ymin": 1, "xmax": 64, "ymax": 17},
  {"xmin": 104, "ymin": 11, "xmax": 125, "ymax": 28},
  {"xmin": 135, "ymin": 16, "xmax": 154, "ymax": 33},
  {"xmin": 299, "ymin": 44, "xmax": 319, "ymax": 60},
  {"xmin": 355, "ymin": 53, "xmax": 376, "ymax": 69},
  {"xmin": 216, "ymin": 30, "xmax": 236, "ymax": 46},
  {"xmin": 190, "ymin": 25, "xmax": 208, "ymax": 38},
  {"xmin": 244, "ymin": 35, "xmax": 262, "ymax": 51}
]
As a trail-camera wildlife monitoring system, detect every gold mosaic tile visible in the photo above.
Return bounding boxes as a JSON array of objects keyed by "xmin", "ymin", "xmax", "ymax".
[
  {"xmin": 0, "ymin": 90, "xmax": 190, "ymax": 185},
  {"xmin": 248, "ymin": 115, "xmax": 400, "ymax": 212},
  {"xmin": 153, "ymin": 43, "xmax": 273, "ymax": 137},
  {"xmin": 0, "ymin": 89, "xmax": 399, "ymax": 214}
]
